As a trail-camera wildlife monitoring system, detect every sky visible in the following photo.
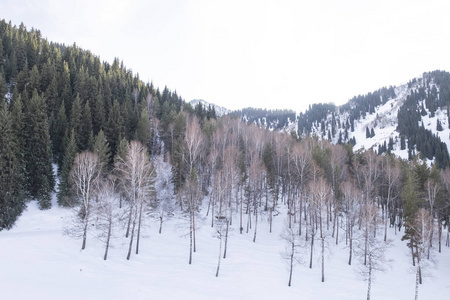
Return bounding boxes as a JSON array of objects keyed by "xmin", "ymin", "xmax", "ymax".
[{"xmin": 2, "ymin": 0, "xmax": 450, "ymax": 112}]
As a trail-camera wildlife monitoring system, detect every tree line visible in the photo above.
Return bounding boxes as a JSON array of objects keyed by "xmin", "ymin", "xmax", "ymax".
[{"xmin": 0, "ymin": 20, "xmax": 449, "ymax": 298}]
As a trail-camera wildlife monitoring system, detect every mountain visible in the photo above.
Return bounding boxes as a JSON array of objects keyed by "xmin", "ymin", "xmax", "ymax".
[
  {"xmin": 228, "ymin": 107, "xmax": 297, "ymax": 131},
  {"xmin": 189, "ymin": 99, "xmax": 231, "ymax": 117},
  {"xmin": 297, "ymin": 71, "xmax": 450, "ymax": 168}
]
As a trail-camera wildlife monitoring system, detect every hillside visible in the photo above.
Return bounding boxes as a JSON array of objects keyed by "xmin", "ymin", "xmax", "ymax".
[
  {"xmin": 1, "ymin": 193, "xmax": 449, "ymax": 300},
  {"xmin": 296, "ymin": 71, "xmax": 450, "ymax": 167},
  {"xmin": 1, "ymin": 19, "xmax": 450, "ymax": 300}
]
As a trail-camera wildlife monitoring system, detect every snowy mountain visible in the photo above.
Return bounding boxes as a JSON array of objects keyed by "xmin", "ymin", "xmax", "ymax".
[
  {"xmin": 293, "ymin": 71, "xmax": 450, "ymax": 166},
  {"xmin": 190, "ymin": 99, "xmax": 231, "ymax": 117}
]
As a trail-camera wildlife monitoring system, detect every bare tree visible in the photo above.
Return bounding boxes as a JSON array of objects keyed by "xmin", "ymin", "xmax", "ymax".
[
  {"xmin": 382, "ymin": 155, "xmax": 400, "ymax": 241},
  {"xmin": 115, "ymin": 140, "xmax": 155, "ymax": 260},
  {"xmin": 154, "ymin": 153, "xmax": 175, "ymax": 234},
  {"xmin": 70, "ymin": 151, "xmax": 100, "ymax": 250},
  {"xmin": 184, "ymin": 115, "xmax": 204, "ymax": 173},
  {"xmin": 281, "ymin": 219, "xmax": 302, "ymax": 286},
  {"xmin": 184, "ymin": 168, "xmax": 202, "ymax": 264},
  {"xmin": 341, "ymin": 180, "xmax": 361, "ymax": 265},
  {"xmin": 411, "ymin": 208, "xmax": 434, "ymax": 300},
  {"xmin": 96, "ymin": 177, "xmax": 123, "ymax": 260},
  {"xmin": 356, "ymin": 202, "xmax": 391, "ymax": 300}
]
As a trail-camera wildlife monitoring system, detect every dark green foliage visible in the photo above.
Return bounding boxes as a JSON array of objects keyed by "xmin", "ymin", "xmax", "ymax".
[
  {"xmin": 0, "ymin": 102, "xmax": 25, "ymax": 229},
  {"xmin": 57, "ymin": 130, "xmax": 77, "ymax": 206},
  {"xmin": 0, "ymin": 73, "xmax": 6, "ymax": 101},
  {"xmin": 106, "ymin": 99, "xmax": 124, "ymax": 161},
  {"xmin": 93, "ymin": 130, "xmax": 111, "ymax": 174},
  {"xmin": 436, "ymin": 119, "xmax": 443, "ymax": 131},
  {"xmin": 135, "ymin": 107, "xmax": 151, "ymax": 148},
  {"xmin": 23, "ymin": 91, "xmax": 54, "ymax": 209}
]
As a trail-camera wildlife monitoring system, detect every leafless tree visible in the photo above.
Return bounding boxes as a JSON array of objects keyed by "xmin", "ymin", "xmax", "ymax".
[
  {"xmin": 281, "ymin": 219, "xmax": 302, "ymax": 287},
  {"xmin": 154, "ymin": 153, "xmax": 175, "ymax": 234},
  {"xmin": 382, "ymin": 155, "xmax": 400, "ymax": 241},
  {"xmin": 96, "ymin": 177, "xmax": 123, "ymax": 260},
  {"xmin": 70, "ymin": 151, "xmax": 101, "ymax": 250},
  {"xmin": 355, "ymin": 202, "xmax": 392, "ymax": 300},
  {"xmin": 411, "ymin": 208, "xmax": 434, "ymax": 300},
  {"xmin": 115, "ymin": 140, "xmax": 155, "ymax": 260},
  {"xmin": 341, "ymin": 180, "xmax": 361, "ymax": 265},
  {"xmin": 184, "ymin": 115, "xmax": 204, "ymax": 173},
  {"xmin": 184, "ymin": 168, "xmax": 202, "ymax": 264}
]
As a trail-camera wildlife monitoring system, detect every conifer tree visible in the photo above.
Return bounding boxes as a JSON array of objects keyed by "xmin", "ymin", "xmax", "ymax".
[
  {"xmin": 106, "ymin": 99, "xmax": 123, "ymax": 161},
  {"xmin": 57, "ymin": 129, "xmax": 77, "ymax": 206},
  {"xmin": 70, "ymin": 94, "xmax": 83, "ymax": 150},
  {"xmin": 81, "ymin": 100, "xmax": 93, "ymax": 151},
  {"xmin": 0, "ymin": 102, "xmax": 25, "ymax": 229},
  {"xmin": 135, "ymin": 107, "xmax": 151, "ymax": 148},
  {"xmin": 93, "ymin": 129, "xmax": 111, "ymax": 175},
  {"xmin": 23, "ymin": 90, "xmax": 54, "ymax": 209}
]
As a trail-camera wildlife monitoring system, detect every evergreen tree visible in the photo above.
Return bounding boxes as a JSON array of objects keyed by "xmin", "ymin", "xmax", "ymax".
[
  {"xmin": 70, "ymin": 94, "xmax": 83, "ymax": 150},
  {"xmin": 57, "ymin": 129, "xmax": 77, "ymax": 206},
  {"xmin": 23, "ymin": 91, "xmax": 54, "ymax": 209},
  {"xmin": 135, "ymin": 107, "xmax": 151, "ymax": 148},
  {"xmin": 93, "ymin": 129, "xmax": 111, "ymax": 174},
  {"xmin": 0, "ymin": 74, "xmax": 6, "ymax": 101},
  {"xmin": 106, "ymin": 99, "xmax": 124, "ymax": 161},
  {"xmin": 436, "ymin": 119, "xmax": 443, "ymax": 131},
  {"xmin": 81, "ymin": 100, "xmax": 93, "ymax": 151},
  {"xmin": 0, "ymin": 102, "xmax": 25, "ymax": 229},
  {"xmin": 366, "ymin": 127, "xmax": 370, "ymax": 139}
]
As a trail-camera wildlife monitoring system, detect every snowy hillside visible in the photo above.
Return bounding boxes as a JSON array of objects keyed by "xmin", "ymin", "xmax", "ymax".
[
  {"xmin": 1, "ymin": 195, "xmax": 449, "ymax": 300},
  {"xmin": 190, "ymin": 99, "xmax": 231, "ymax": 117}
]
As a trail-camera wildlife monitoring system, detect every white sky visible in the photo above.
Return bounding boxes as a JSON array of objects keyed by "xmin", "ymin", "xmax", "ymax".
[{"xmin": 2, "ymin": 0, "xmax": 450, "ymax": 112}]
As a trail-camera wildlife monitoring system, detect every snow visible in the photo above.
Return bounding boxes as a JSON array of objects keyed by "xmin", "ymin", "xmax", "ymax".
[{"xmin": 1, "ymin": 194, "xmax": 449, "ymax": 300}]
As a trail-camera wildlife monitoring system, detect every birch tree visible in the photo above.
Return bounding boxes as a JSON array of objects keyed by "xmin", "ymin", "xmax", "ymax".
[
  {"xmin": 115, "ymin": 140, "xmax": 154, "ymax": 260},
  {"xmin": 70, "ymin": 151, "xmax": 100, "ymax": 250}
]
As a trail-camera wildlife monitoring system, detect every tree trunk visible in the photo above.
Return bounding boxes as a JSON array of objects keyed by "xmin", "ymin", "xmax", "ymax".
[
  {"xmin": 125, "ymin": 205, "xmax": 133, "ymax": 238},
  {"xmin": 367, "ymin": 256, "xmax": 372, "ymax": 300},
  {"xmin": 104, "ymin": 220, "xmax": 112, "ymax": 260},
  {"xmin": 223, "ymin": 220, "xmax": 229, "ymax": 259},
  {"xmin": 321, "ymin": 236, "xmax": 325, "ymax": 282},
  {"xmin": 159, "ymin": 215, "xmax": 163, "ymax": 234},
  {"xmin": 193, "ymin": 210, "xmax": 197, "ymax": 252},
  {"xmin": 189, "ymin": 212, "xmax": 193, "ymax": 264},
  {"xmin": 126, "ymin": 218, "xmax": 136, "ymax": 260},
  {"xmin": 216, "ymin": 233, "xmax": 222, "ymax": 277},
  {"xmin": 81, "ymin": 218, "xmax": 88, "ymax": 250},
  {"xmin": 136, "ymin": 200, "xmax": 143, "ymax": 255},
  {"xmin": 253, "ymin": 204, "xmax": 258, "ymax": 243},
  {"xmin": 288, "ymin": 240, "xmax": 294, "ymax": 287}
]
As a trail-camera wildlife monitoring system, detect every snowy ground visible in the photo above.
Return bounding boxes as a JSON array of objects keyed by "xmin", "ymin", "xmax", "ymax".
[{"xmin": 1, "ymin": 196, "xmax": 449, "ymax": 300}]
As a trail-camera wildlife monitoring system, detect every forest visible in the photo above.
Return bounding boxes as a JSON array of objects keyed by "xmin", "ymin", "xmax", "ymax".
[{"xmin": 0, "ymin": 20, "xmax": 449, "ymax": 298}]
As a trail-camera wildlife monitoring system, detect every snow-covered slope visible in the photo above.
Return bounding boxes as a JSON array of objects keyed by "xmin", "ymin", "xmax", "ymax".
[
  {"xmin": 1, "ymin": 196, "xmax": 449, "ymax": 300},
  {"xmin": 190, "ymin": 99, "xmax": 231, "ymax": 117},
  {"xmin": 350, "ymin": 84, "xmax": 410, "ymax": 159}
]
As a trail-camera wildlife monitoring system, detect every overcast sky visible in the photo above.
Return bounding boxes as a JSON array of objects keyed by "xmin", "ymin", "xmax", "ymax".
[{"xmin": 2, "ymin": 0, "xmax": 450, "ymax": 112}]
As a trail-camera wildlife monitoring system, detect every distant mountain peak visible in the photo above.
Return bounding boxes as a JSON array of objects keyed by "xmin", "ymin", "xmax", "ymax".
[{"xmin": 189, "ymin": 99, "xmax": 231, "ymax": 117}]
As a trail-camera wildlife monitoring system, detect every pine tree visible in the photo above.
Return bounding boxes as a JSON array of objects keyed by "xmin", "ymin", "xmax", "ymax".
[
  {"xmin": 23, "ymin": 91, "xmax": 54, "ymax": 209},
  {"xmin": 93, "ymin": 129, "xmax": 111, "ymax": 175},
  {"xmin": 0, "ymin": 74, "xmax": 7, "ymax": 101},
  {"xmin": 106, "ymin": 99, "xmax": 124, "ymax": 161},
  {"xmin": 436, "ymin": 119, "xmax": 443, "ymax": 131},
  {"xmin": 135, "ymin": 107, "xmax": 151, "ymax": 148},
  {"xmin": 70, "ymin": 94, "xmax": 83, "ymax": 150},
  {"xmin": 57, "ymin": 129, "xmax": 77, "ymax": 206},
  {"xmin": 81, "ymin": 100, "xmax": 93, "ymax": 151},
  {"xmin": 0, "ymin": 102, "xmax": 25, "ymax": 229}
]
